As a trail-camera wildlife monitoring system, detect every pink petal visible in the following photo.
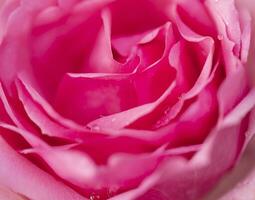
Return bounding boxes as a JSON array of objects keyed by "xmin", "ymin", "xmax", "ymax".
[
  {"xmin": 16, "ymin": 78, "xmax": 86, "ymax": 132},
  {"xmin": 54, "ymin": 54, "xmax": 175, "ymax": 125},
  {"xmin": 109, "ymin": 0, "xmax": 167, "ymax": 35},
  {"xmin": 204, "ymin": 109, "xmax": 255, "ymax": 200},
  {"xmin": 0, "ymin": 186, "xmax": 28, "ymax": 200},
  {"xmin": 239, "ymin": 9, "xmax": 251, "ymax": 63},
  {"xmin": 87, "ymin": 82, "xmax": 176, "ymax": 130},
  {"xmin": 84, "ymin": 8, "xmax": 119, "ymax": 73},
  {"xmin": 218, "ymin": 65, "xmax": 249, "ymax": 117},
  {"xmin": 136, "ymin": 116, "xmax": 247, "ymax": 199},
  {"xmin": 205, "ymin": 0, "xmax": 242, "ymax": 74},
  {"xmin": 0, "ymin": 136, "xmax": 87, "ymax": 200}
]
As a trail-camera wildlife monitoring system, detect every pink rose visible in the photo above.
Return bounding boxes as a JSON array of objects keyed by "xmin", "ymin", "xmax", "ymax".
[{"xmin": 0, "ymin": 0, "xmax": 254, "ymax": 200}]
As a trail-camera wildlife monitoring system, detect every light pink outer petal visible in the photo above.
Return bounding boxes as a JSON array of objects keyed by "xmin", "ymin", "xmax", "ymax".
[
  {"xmin": 205, "ymin": 1, "xmax": 255, "ymax": 197},
  {"xmin": 205, "ymin": 0, "xmax": 242, "ymax": 74},
  {"xmin": 215, "ymin": 164, "xmax": 255, "ymax": 200},
  {"xmin": 109, "ymin": 158, "xmax": 186, "ymax": 200},
  {"xmin": 0, "ymin": 136, "xmax": 87, "ymax": 200},
  {"xmin": 204, "ymin": 108, "xmax": 255, "ymax": 200},
  {"xmin": 0, "ymin": 186, "xmax": 27, "ymax": 200},
  {"xmin": 216, "ymin": 146, "xmax": 255, "ymax": 200},
  {"xmin": 239, "ymin": 9, "xmax": 251, "ymax": 63},
  {"xmin": 110, "ymin": 123, "xmax": 242, "ymax": 200},
  {"xmin": 237, "ymin": 0, "xmax": 255, "ymax": 86},
  {"xmin": 137, "ymin": 101, "xmax": 254, "ymax": 200},
  {"xmin": 28, "ymin": 143, "xmax": 162, "ymax": 190}
]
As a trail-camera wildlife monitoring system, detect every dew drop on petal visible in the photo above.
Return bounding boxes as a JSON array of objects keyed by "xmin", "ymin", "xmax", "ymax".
[
  {"xmin": 89, "ymin": 194, "xmax": 101, "ymax": 200},
  {"xmin": 86, "ymin": 124, "xmax": 101, "ymax": 131},
  {"xmin": 92, "ymin": 125, "xmax": 100, "ymax": 131},
  {"xmin": 164, "ymin": 107, "xmax": 171, "ymax": 115},
  {"xmin": 217, "ymin": 34, "xmax": 223, "ymax": 40}
]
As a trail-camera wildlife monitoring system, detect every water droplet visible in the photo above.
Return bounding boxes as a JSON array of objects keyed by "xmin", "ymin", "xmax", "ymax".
[
  {"xmin": 92, "ymin": 125, "xmax": 100, "ymax": 131},
  {"xmin": 107, "ymin": 187, "xmax": 118, "ymax": 198},
  {"xmin": 86, "ymin": 124, "xmax": 101, "ymax": 131},
  {"xmin": 178, "ymin": 94, "xmax": 184, "ymax": 100},
  {"xmin": 164, "ymin": 107, "xmax": 171, "ymax": 115},
  {"xmin": 217, "ymin": 34, "xmax": 223, "ymax": 40},
  {"xmin": 89, "ymin": 194, "xmax": 101, "ymax": 200},
  {"xmin": 75, "ymin": 138, "xmax": 83, "ymax": 143},
  {"xmin": 245, "ymin": 131, "xmax": 250, "ymax": 139},
  {"xmin": 154, "ymin": 117, "xmax": 170, "ymax": 129},
  {"xmin": 129, "ymin": 78, "xmax": 135, "ymax": 85}
]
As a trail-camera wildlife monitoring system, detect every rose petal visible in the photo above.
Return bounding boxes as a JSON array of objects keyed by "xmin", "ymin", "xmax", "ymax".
[
  {"xmin": 54, "ymin": 54, "xmax": 175, "ymax": 125},
  {"xmin": 136, "ymin": 113, "xmax": 249, "ymax": 199},
  {"xmin": 205, "ymin": 0, "xmax": 245, "ymax": 74},
  {"xmin": 109, "ymin": 0, "xmax": 167, "ymax": 35},
  {"xmin": 87, "ymin": 81, "xmax": 176, "ymax": 130},
  {"xmin": 0, "ymin": 136, "xmax": 87, "ymax": 200},
  {"xmin": 218, "ymin": 65, "xmax": 249, "ymax": 117},
  {"xmin": 0, "ymin": 185, "xmax": 28, "ymax": 200}
]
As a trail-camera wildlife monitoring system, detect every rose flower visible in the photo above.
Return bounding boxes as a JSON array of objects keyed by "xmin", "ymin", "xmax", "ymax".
[{"xmin": 0, "ymin": 0, "xmax": 254, "ymax": 200}]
